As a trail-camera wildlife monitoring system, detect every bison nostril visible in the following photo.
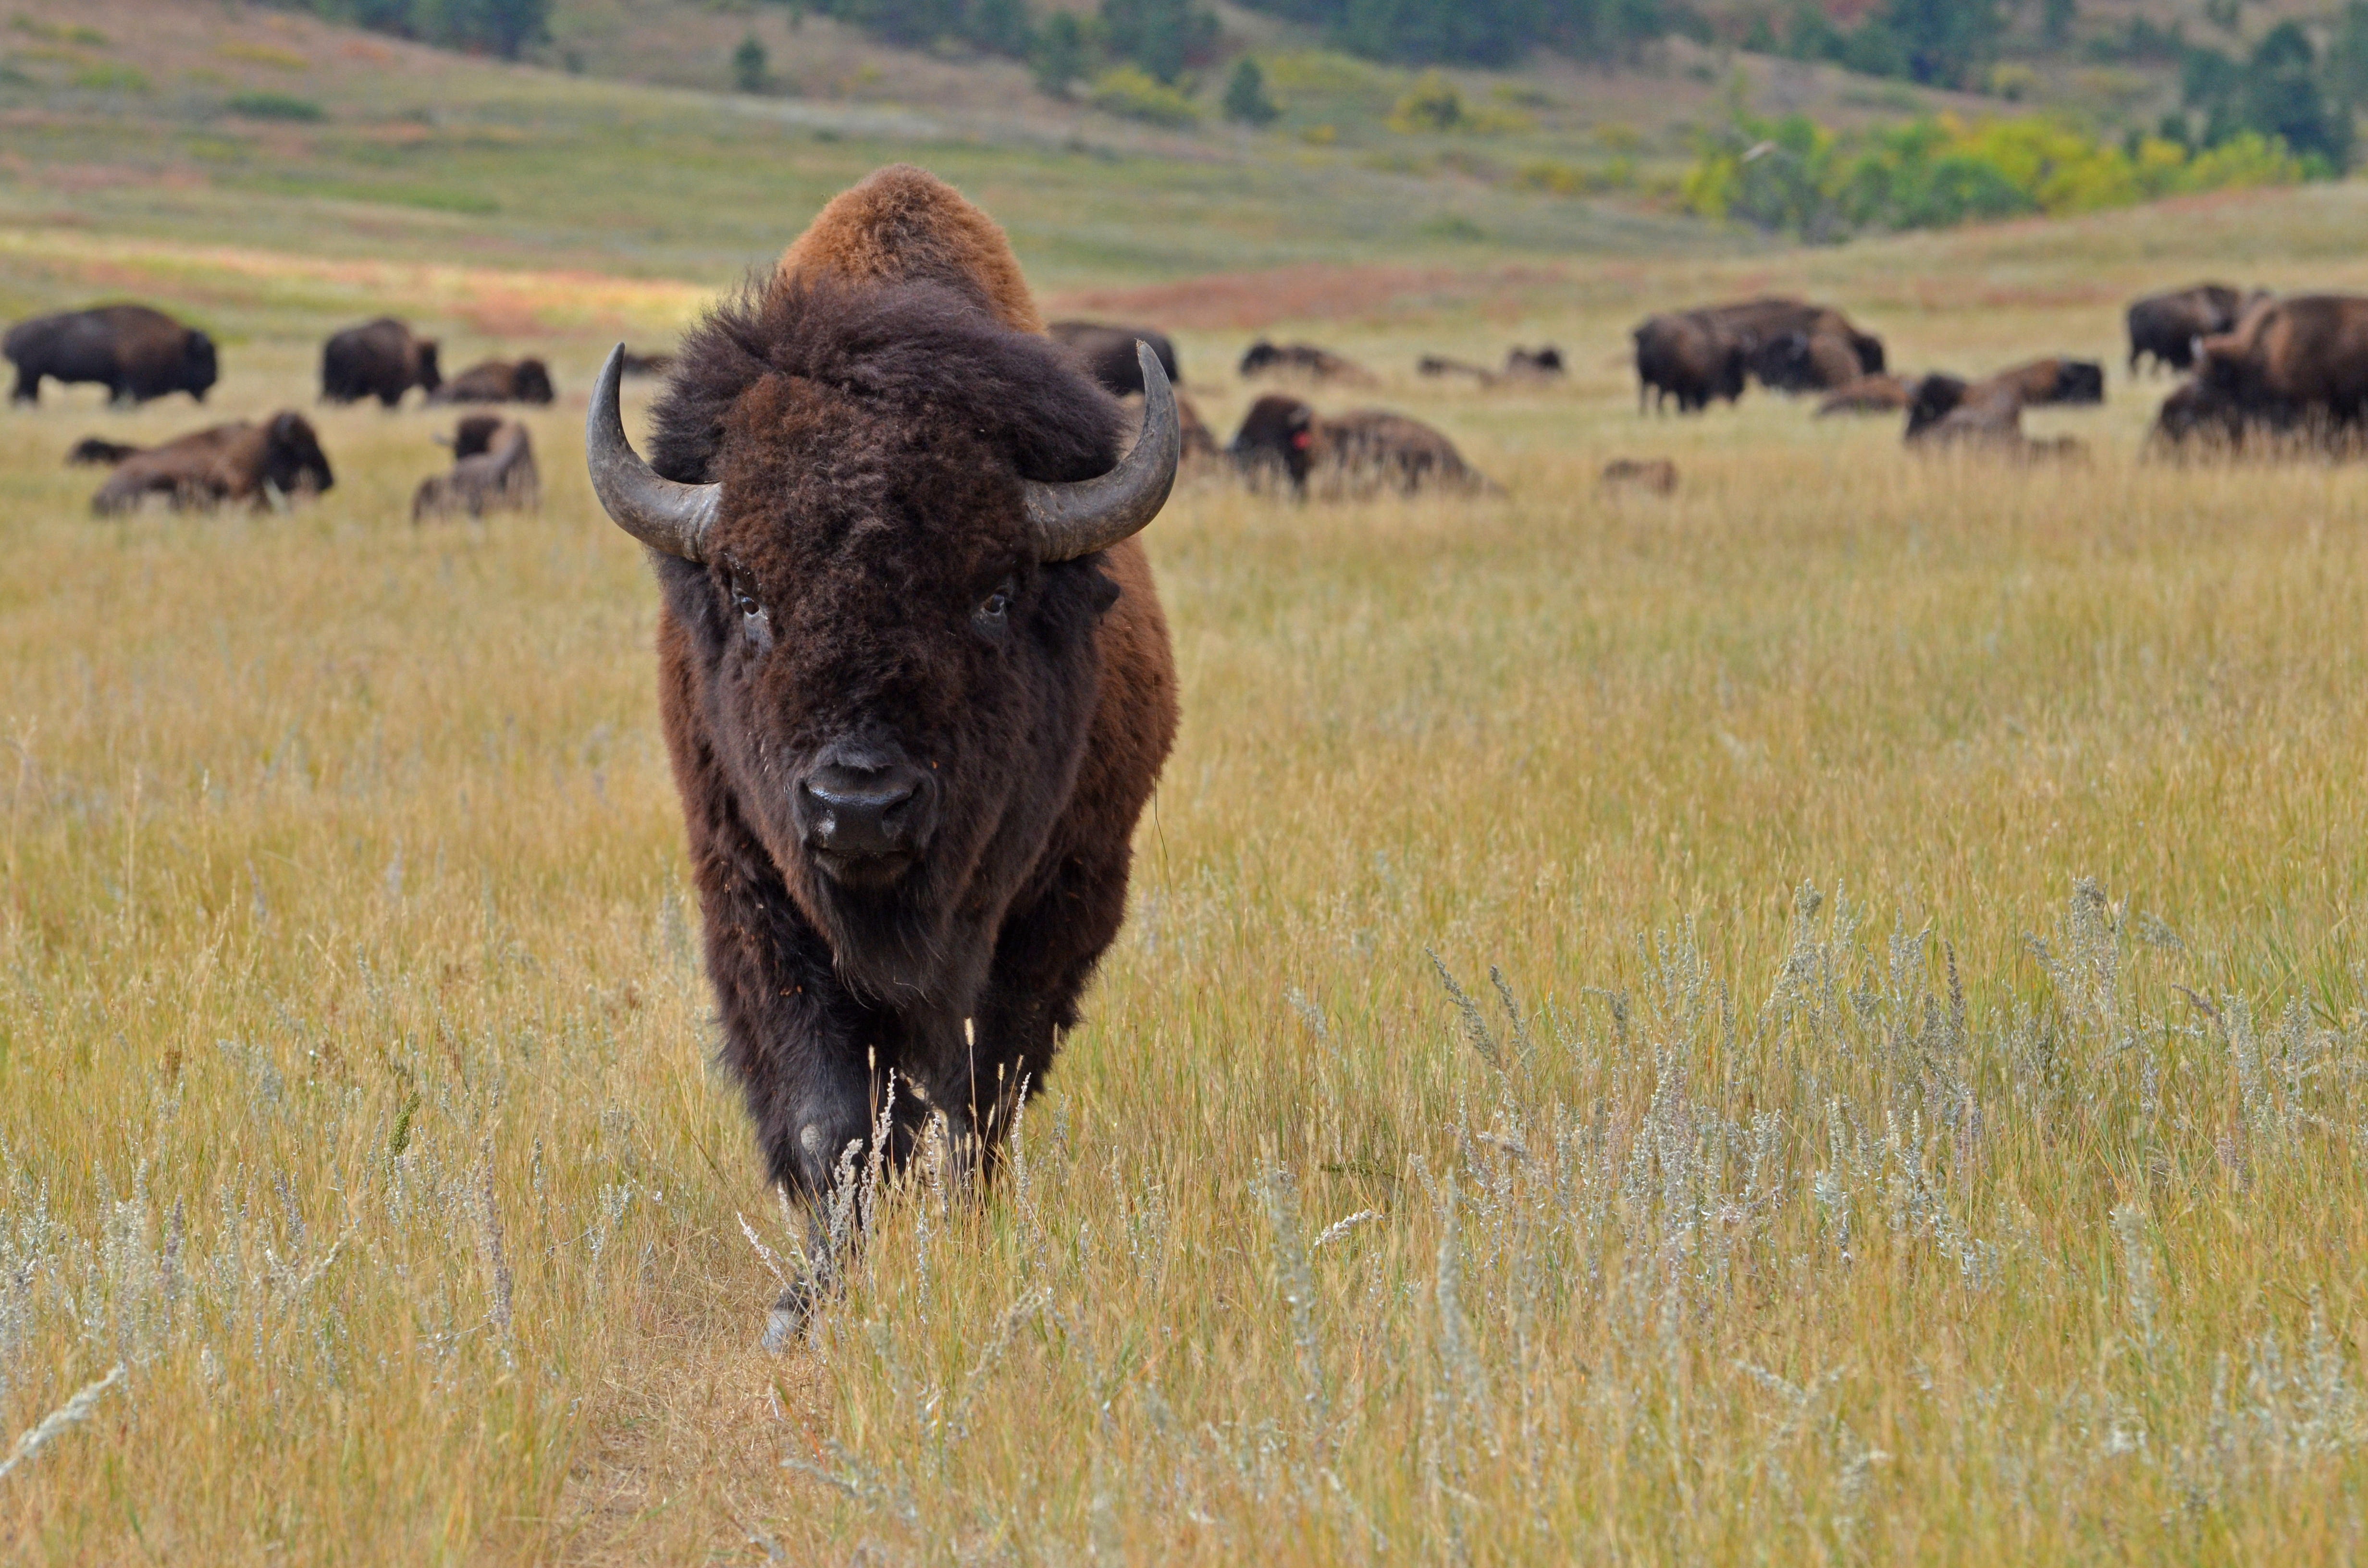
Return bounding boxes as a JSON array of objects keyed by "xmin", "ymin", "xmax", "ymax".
[{"xmin": 800, "ymin": 763, "xmax": 932, "ymax": 862}]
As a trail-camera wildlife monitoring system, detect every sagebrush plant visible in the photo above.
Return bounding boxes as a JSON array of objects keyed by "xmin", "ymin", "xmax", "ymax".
[{"xmin": 1, "ymin": 220, "xmax": 2366, "ymax": 1561}]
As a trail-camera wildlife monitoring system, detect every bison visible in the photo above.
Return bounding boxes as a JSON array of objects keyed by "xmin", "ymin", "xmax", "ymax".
[
  {"xmin": 1048, "ymin": 320, "xmax": 1183, "ymax": 397},
  {"xmin": 1239, "ymin": 340, "xmax": 1376, "ymax": 385},
  {"xmin": 619, "ymin": 348, "xmax": 675, "ymax": 377},
  {"xmin": 6, "ymin": 304, "xmax": 218, "ymax": 406},
  {"xmin": 88, "ymin": 413, "xmax": 333, "ymax": 514},
  {"xmin": 580, "ymin": 166, "xmax": 1180, "ymax": 1341},
  {"xmin": 2126, "ymin": 283, "xmax": 2247, "ymax": 375},
  {"xmin": 1418, "ymin": 345, "xmax": 1565, "ymax": 388},
  {"xmin": 1227, "ymin": 393, "xmax": 1489, "ymax": 496},
  {"xmin": 1905, "ymin": 358, "xmax": 2105, "ymax": 440},
  {"xmin": 321, "ymin": 317, "xmax": 442, "ymax": 406},
  {"xmin": 1632, "ymin": 312, "xmax": 1748, "ymax": 413},
  {"xmin": 2195, "ymin": 294, "xmax": 2368, "ymax": 423},
  {"xmin": 432, "ymin": 357, "xmax": 555, "ymax": 405},
  {"xmin": 66, "ymin": 436, "xmax": 143, "ymax": 466},
  {"xmin": 413, "ymin": 416, "xmax": 539, "ymax": 521},
  {"xmin": 1694, "ymin": 298, "xmax": 1885, "ymax": 388}
]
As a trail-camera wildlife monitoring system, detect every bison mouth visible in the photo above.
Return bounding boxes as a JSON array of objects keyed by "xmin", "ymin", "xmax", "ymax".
[{"xmin": 810, "ymin": 845, "xmax": 917, "ymax": 891}]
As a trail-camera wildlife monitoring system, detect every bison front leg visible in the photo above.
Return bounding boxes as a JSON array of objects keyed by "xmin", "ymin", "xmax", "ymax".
[{"xmin": 8, "ymin": 368, "xmax": 36, "ymax": 404}]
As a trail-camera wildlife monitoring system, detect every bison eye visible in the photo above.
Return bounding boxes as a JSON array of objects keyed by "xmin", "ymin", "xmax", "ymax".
[{"xmin": 974, "ymin": 579, "xmax": 1013, "ymax": 632}]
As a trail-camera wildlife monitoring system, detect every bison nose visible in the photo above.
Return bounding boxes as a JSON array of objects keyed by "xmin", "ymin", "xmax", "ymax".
[{"xmin": 798, "ymin": 762, "xmax": 934, "ymax": 863}]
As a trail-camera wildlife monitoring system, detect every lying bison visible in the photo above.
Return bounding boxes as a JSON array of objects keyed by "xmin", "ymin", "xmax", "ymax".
[
  {"xmin": 1227, "ymin": 393, "xmax": 1489, "ymax": 496},
  {"xmin": 1416, "ymin": 346, "xmax": 1563, "ymax": 388},
  {"xmin": 2127, "ymin": 283, "xmax": 2247, "ymax": 375},
  {"xmin": 87, "ymin": 413, "xmax": 333, "ymax": 514},
  {"xmin": 1905, "ymin": 358, "xmax": 2105, "ymax": 439},
  {"xmin": 1633, "ymin": 312, "xmax": 1748, "ymax": 413},
  {"xmin": 414, "ymin": 416, "xmax": 538, "ymax": 521},
  {"xmin": 582, "ymin": 166, "xmax": 1180, "ymax": 1339},
  {"xmin": 321, "ymin": 318, "xmax": 442, "ymax": 406},
  {"xmin": 1239, "ymin": 339, "xmax": 1375, "ymax": 385},
  {"xmin": 1049, "ymin": 320, "xmax": 1182, "ymax": 397},
  {"xmin": 432, "ymin": 357, "xmax": 555, "ymax": 405},
  {"xmin": 6, "ymin": 304, "xmax": 218, "ymax": 406}
]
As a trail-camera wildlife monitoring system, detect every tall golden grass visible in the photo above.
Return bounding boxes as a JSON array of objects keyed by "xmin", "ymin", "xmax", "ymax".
[{"xmin": 0, "ymin": 247, "xmax": 2363, "ymax": 1563}]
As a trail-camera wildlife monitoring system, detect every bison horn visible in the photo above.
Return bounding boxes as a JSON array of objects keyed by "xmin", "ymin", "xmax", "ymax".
[
  {"xmin": 1023, "ymin": 341, "xmax": 1180, "ymax": 562},
  {"xmin": 586, "ymin": 343, "xmax": 720, "ymax": 563}
]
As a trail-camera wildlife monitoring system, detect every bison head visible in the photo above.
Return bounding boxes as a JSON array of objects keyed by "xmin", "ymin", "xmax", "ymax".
[
  {"xmin": 2056, "ymin": 360, "xmax": 2106, "ymax": 404},
  {"xmin": 183, "ymin": 332, "xmax": 219, "ymax": 402},
  {"xmin": 263, "ymin": 412, "xmax": 334, "ymax": 496},
  {"xmin": 585, "ymin": 282, "xmax": 1176, "ymax": 1005},
  {"xmin": 1228, "ymin": 394, "xmax": 1316, "ymax": 490},
  {"xmin": 514, "ymin": 358, "xmax": 555, "ymax": 405}
]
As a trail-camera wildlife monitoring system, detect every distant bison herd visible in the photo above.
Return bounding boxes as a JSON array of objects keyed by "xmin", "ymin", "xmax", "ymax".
[{"xmin": 11, "ymin": 268, "xmax": 2368, "ymax": 530}]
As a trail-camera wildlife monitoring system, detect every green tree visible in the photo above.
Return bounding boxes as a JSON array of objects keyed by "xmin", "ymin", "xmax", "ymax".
[
  {"xmin": 2239, "ymin": 22, "xmax": 2350, "ymax": 168},
  {"xmin": 1222, "ymin": 56, "xmax": 1281, "ymax": 123},
  {"xmin": 732, "ymin": 32, "xmax": 768, "ymax": 91},
  {"xmin": 1032, "ymin": 11, "xmax": 1093, "ymax": 94}
]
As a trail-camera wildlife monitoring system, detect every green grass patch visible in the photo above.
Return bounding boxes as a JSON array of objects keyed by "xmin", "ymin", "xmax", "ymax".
[{"xmin": 227, "ymin": 90, "xmax": 326, "ymax": 121}]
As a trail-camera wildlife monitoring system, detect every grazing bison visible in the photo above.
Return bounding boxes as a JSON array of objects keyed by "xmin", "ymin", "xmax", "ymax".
[
  {"xmin": 1632, "ymin": 312, "xmax": 1748, "ymax": 413},
  {"xmin": 1227, "ymin": 393, "xmax": 1488, "ymax": 495},
  {"xmin": 581, "ymin": 166, "xmax": 1180, "ymax": 1338},
  {"xmin": 2126, "ymin": 283, "xmax": 2246, "ymax": 375},
  {"xmin": 1048, "ymin": 320, "xmax": 1183, "ymax": 397},
  {"xmin": 6, "ymin": 304, "xmax": 218, "ymax": 406},
  {"xmin": 432, "ymin": 357, "xmax": 555, "ymax": 405},
  {"xmin": 414, "ymin": 417, "xmax": 539, "ymax": 521},
  {"xmin": 88, "ymin": 413, "xmax": 333, "ymax": 514},
  {"xmin": 321, "ymin": 317, "xmax": 442, "ymax": 406},
  {"xmin": 1239, "ymin": 339, "xmax": 1376, "ymax": 385},
  {"xmin": 2195, "ymin": 294, "xmax": 2368, "ymax": 423}
]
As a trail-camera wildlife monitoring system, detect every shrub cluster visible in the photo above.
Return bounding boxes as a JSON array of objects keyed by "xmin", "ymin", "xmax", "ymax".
[
  {"xmin": 1234, "ymin": 0, "xmax": 1665, "ymax": 68},
  {"xmin": 1683, "ymin": 106, "xmax": 2304, "ymax": 240}
]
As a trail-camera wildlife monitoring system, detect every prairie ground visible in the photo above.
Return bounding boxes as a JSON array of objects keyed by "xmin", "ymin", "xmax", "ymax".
[{"xmin": 2, "ymin": 72, "xmax": 2367, "ymax": 1564}]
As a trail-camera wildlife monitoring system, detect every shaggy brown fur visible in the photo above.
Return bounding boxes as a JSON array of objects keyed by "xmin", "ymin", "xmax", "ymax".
[
  {"xmin": 1632, "ymin": 312, "xmax": 1748, "ymax": 413},
  {"xmin": 90, "ymin": 413, "xmax": 333, "ymax": 514},
  {"xmin": 641, "ymin": 170, "xmax": 1177, "ymax": 1300},
  {"xmin": 778, "ymin": 164, "xmax": 1044, "ymax": 335}
]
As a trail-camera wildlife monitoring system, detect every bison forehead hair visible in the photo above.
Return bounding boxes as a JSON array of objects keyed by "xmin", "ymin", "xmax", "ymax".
[{"xmin": 641, "ymin": 276, "xmax": 1131, "ymax": 1004}]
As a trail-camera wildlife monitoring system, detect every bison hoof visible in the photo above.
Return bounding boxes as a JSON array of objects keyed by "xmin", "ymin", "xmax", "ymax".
[{"xmin": 762, "ymin": 1282, "xmax": 820, "ymax": 1353}]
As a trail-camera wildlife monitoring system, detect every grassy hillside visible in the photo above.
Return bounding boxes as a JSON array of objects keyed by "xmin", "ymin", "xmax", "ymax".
[{"xmin": 3, "ymin": 3, "xmax": 2368, "ymax": 1562}]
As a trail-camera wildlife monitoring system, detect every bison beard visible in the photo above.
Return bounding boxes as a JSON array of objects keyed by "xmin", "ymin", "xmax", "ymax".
[{"xmin": 619, "ymin": 259, "xmax": 1178, "ymax": 1332}]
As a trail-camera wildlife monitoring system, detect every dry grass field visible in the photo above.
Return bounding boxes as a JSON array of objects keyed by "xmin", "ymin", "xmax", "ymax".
[{"xmin": 2, "ymin": 135, "xmax": 2367, "ymax": 1566}]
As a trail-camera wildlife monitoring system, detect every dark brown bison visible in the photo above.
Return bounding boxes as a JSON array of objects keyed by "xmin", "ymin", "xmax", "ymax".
[
  {"xmin": 581, "ymin": 167, "xmax": 1180, "ymax": 1340},
  {"xmin": 1905, "ymin": 358, "xmax": 2105, "ymax": 439},
  {"xmin": 1048, "ymin": 320, "xmax": 1183, "ymax": 397},
  {"xmin": 1695, "ymin": 298, "xmax": 1885, "ymax": 389},
  {"xmin": 1239, "ymin": 340, "xmax": 1376, "ymax": 385},
  {"xmin": 2126, "ymin": 283, "xmax": 2246, "ymax": 375},
  {"xmin": 1418, "ymin": 345, "xmax": 1566, "ymax": 388},
  {"xmin": 619, "ymin": 348, "xmax": 675, "ymax": 377},
  {"xmin": 88, "ymin": 413, "xmax": 333, "ymax": 514},
  {"xmin": 321, "ymin": 318, "xmax": 441, "ymax": 406},
  {"xmin": 1632, "ymin": 312, "xmax": 1748, "ymax": 413},
  {"xmin": 1227, "ymin": 393, "xmax": 1488, "ymax": 495},
  {"xmin": 432, "ymin": 357, "xmax": 555, "ymax": 405},
  {"xmin": 2195, "ymin": 294, "xmax": 2368, "ymax": 423},
  {"xmin": 1504, "ymin": 344, "xmax": 1565, "ymax": 379},
  {"xmin": 413, "ymin": 417, "xmax": 538, "ymax": 521},
  {"xmin": 6, "ymin": 305, "xmax": 218, "ymax": 406},
  {"xmin": 1417, "ymin": 354, "xmax": 1495, "ymax": 385}
]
